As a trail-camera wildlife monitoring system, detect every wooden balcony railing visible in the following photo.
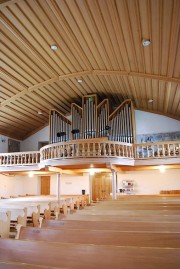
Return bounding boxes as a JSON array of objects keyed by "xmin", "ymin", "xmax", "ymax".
[
  {"xmin": 0, "ymin": 140, "xmax": 179, "ymax": 167},
  {"xmin": 134, "ymin": 141, "xmax": 180, "ymax": 159},
  {"xmin": 40, "ymin": 139, "xmax": 134, "ymax": 162},
  {"xmin": 0, "ymin": 151, "xmax": 40, "ymax": 166}
]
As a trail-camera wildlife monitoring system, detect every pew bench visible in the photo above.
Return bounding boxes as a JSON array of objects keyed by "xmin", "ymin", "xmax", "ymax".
[
  {"xmin": 41, "ymin": 219, "xmax": 180, "ymax": 232},
  {"xmin": 0, "ymin": 238, "xmax": 179, "ymax": 269},
  {"xmin": 17, "ymin": 226, "xmax": 180, "ymax": 248}
]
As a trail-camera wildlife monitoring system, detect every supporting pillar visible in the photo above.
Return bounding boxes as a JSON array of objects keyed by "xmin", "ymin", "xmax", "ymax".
[
  {"xmin": 56, "ymin": 173, "xmax": 61, "ymax": 202},
  {"xmin": 89, "ymin": 173, "xmax": 92, "ymax": 204},
  {"xmin": 112, "ymin": 169, "xmax": 117, "ymax": 200}
]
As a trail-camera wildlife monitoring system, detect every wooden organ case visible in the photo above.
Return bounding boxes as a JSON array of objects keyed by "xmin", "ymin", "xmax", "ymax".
[{"xmin": 49, "ymin": 95, "xmax": 135, "ymax": 144}]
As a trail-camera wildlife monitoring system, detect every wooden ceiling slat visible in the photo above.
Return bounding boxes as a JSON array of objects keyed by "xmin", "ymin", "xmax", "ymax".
[
  {"xmin": 0, "ymin": 110, "xmax": 40, "ymax": 128},
  {"xmin": 0, "ymin": 0, "xmax": 179, "ymax": 140},
  {"xmin": 161, "ymin": 1, "xmax": 173, "ymax": 76},
  {"xmin": 0, "ymin": 9, "xmax": 57, "ymax": 76},
  {"xmin": 166, "ymin": 0, "xmax": 180, "ymax": 78},
  {"xmin": 0, "ymin": 115, "xmax": 33, "ymax": 132},
  {"xmin": 1, "ymin": 78, "xmax": 23, "ymax": 95},
  {"xmin": 158, "ymin": 80, "xmax": 165, "ymax": 113},
  {"xmin": 1, "ymin": 38, "xmax": 45, "ymax": 83},
  {"xmin": 169, "ymin": 84, "xmax": 180, "ymax": 116},
  {"xmin": 12, "ymin": 99, "xmax": 47, "ymax": 124},
  {"xmin": 88, "ymin": 0, "xmax": 120, "ymax": 70},
  {"xmin": 55, "ymin": 81, "xmax": 81, "ymax": 101},
  {"xmin": 1, "ymin": 52, "xmax": 37, "ymax": 86},
  {"xmin": 64, "ymin": 0, "xmax": 109, "ymax": 69},
  {"xmin": 31, "ymin": 89, "xmax": 69, "ymax": 115},
  {"xmin": 1, "ymin": 25, "xmax": 51, "ymax": 80},
  {"xmin": 27, "ymin": 0, "xmax": 88, "ymax": 73},
  {"xmin": 44, "ymin": 0, "xmax": 94, "ymax": 70},
  {"xmin": 38, "ymin": 84, "xmax": 71, "ymax": 111},
  {"xmin": 1, "ymin": 59, "xmax": 33, "ymax": 88},
  {"xmin": 1, "ymin": 105, "xmax": 42, "ymax": 127}
]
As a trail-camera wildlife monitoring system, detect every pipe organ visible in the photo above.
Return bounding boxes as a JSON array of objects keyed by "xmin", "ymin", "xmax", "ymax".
[
  {"xmin": 109, "ymin": 100, "xmax": 133, "ymax": 143},
  {"xmin": 97, "ymin": 99, "xmax": 109, "ymax": 138},
  {"xmin": 71, "ymin": 104, "xmax": 82, "ymax": 140},
  {"xmin": 83, "ymin": 95, "xmax": 97, "ymax": 139},
  {"xmin": 50, "ymin": 110, "xmax": 71, "ymax": 144},
  {"xmin": 49, "ymin": 95, "xmax": 135, "ymax": 144}
]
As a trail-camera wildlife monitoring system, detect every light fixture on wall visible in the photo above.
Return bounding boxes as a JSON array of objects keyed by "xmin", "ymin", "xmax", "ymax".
[
  {"xmin": 89, "ymin": 168, "xmax": 95, "ymax": 175},
  {"xmin": 1, "ymin": 136, "xmax": 6, "ymax": 143},
  {"xmin": 159, "ymin": 165, "xmax": 166, "ymax": 173},
  {"xmin": 29, "ymin": 171, "xmax": 34, "ymax": 177}
]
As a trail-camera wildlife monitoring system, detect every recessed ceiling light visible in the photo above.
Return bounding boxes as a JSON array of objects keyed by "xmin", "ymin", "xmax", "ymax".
[
  {"xmin": 148, "ymin": 99, "xmax": 153, "ymax": 103},
  {"xmin": 77, "ymin": 79, "xmax": 83, "ymax": 83},
  {"xmin": 38, "ymin": 111, "xmax": 43, "ymax": 115},
  {"xmin": 142, "ymin": 39, "xmax": 151, "ymax": 46},
  {"xmin": 50, "ymin": 44, "xmax": 58, "ymax": 51}
]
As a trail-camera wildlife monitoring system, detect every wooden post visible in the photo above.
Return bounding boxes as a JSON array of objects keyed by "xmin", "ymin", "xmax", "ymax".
[
  {"xmin": 89, "ymin": 173, "xmax": 92, "ymax": 204},
  {"xmin": 112, "ymin": 169, "xmax": 117, "ymax": 200},
  {"xmin": 56, "ymin": 173, "xmax": 61, "ymax": 202}
]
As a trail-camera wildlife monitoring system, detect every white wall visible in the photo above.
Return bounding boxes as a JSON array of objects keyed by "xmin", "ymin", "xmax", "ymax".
[
  {"xmin": 0, "ymin": 135, "xmax": 21, "ymax": 153},
  {"xmin": 50, "ymin": 173, "xmax": 89, "ymax": 195},
  {"xmin": 1, "ymin": 170, "xmax": 180, "ymax": 197},
  {"xmin": 135, "ymin": 110, "xmax": 180, "ymax": 135},
  {"xmin": 117, "ymin": 169, "xmax": 180, "ymax": 195},
  {"xmin": 0, "ymin": 174, "xmax": 39, "ymax": 197},
  {"xmin": 0, "ymin": 135, "xmax": 8, "ymax": 153},
  {"xmin": 20, "ymin": 126, "xmax": 49, "ymax": 152}
]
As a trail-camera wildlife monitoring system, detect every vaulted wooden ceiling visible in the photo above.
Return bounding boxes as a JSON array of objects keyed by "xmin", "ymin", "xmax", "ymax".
[{"xmin": 0, "ymin": 0, "xmax": 180, "ymax": 140}]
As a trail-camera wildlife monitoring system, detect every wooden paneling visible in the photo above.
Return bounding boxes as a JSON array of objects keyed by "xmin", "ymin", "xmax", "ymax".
[
  {"xmin": 0, "ymin": 0, "xmax": 179, "ymax": 140},
  {"xmin": 92, "ymin": 172, "xmax": 112, "ymax": 201},
  {"xmin": 41, "ymin": 176, "xmax": 50, "ymax": 195}
]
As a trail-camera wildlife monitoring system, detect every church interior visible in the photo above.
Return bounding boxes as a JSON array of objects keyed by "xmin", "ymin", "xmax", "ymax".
[{"xmin": 0, "ymin": 0, "xmax": 180, "ymax": 268}]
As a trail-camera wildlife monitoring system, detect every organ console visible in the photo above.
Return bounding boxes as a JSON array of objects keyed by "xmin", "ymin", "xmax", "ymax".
[{"xmin": 49, "ymin": 95, "xmax": 135, "ymax": 144}]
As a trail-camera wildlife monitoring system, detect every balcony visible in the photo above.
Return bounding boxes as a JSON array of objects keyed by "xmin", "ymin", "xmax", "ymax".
[{"xmin": 0, "ymin": 139, "xmax": 179, "ymax": 172}]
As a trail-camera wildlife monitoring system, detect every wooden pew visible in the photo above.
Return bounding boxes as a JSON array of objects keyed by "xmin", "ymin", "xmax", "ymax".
[
  {"xmin": 17, "ymin": 226, "xmax": 180, "ymax": 248},
  {"xmin": 41, "ymin": 219, "xmax": 180, "ymax": 232},
  {"xmin": 0, "ymin": 261, "xmax": 65, "ymax": 269},
  {"xmin": 0, "ymin": 238, "xmax": 179, "ymax": 269},
  {"xmin": 0, "ymin": 211, "xmax": 11, "ymax": 238}
]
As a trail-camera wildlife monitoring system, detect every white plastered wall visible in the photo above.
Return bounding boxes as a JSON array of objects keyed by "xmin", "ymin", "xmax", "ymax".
[
  {"xmin": 0, "ymin": 173, "xmax": 89, "ymax": 197},
  {"xmin": 0, "ymin": 174, "xmax": 40, "ymax": 197},
  {"xmin": 135, "ymin": 110, "xmax": 180, "ymax": 135},
  {"xmin": 20, "ymin": 126, "xmax": 49, "ymax": 152},
  {"xmin": 117, "ymin": 169, "xmax": 180, "ymax": 195},
  {"xmin": 50, "ymin": 173, "xmax": 89, "ymax": 195}
]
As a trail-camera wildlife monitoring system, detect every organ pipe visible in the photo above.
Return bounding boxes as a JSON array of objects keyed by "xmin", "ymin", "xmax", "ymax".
[{"xmin": 49, "ymin": 96, "xmax": 135, "ymax": 144}]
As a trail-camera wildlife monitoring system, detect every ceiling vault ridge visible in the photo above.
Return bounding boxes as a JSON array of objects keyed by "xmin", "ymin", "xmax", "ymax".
[{"xmin": 1, "ymin": 69, "xmax": 179, "ymax": 109}]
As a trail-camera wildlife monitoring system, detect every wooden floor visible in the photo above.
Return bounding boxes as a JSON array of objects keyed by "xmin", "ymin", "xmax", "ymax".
[{"xmin": 0, "ymin": 195, "xmax": 180, "ymax": 269}]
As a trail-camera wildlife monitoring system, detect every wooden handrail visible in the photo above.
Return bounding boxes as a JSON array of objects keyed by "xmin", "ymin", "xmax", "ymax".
[{"xmin": 0, "ymin": 140, "xmax": 179, "ymax": 167}]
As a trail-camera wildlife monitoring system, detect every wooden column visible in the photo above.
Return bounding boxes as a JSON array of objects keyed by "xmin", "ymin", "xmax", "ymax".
[
  {"xmin": 89, "ymin": 173, "xmax": 92, "ymax": 204},
  {"xmin": 112, "ymin": 169, "xmax": 117, "ymax": 200},
  {"xmin": 56, "ymin": 173, "xmax": 61, "ymax": 202}
]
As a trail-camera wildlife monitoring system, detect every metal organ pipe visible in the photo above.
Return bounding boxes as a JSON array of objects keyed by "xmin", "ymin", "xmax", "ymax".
[{"xmin": 49, "ymin": 97, "xmax": 134, "ymax": 145}]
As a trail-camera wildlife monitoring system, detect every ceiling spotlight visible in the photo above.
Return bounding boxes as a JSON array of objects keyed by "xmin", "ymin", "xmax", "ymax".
[
  {"xmin": 38, "ymin": 111, "xmax": 43, "ymax": 115},
  {"xmin": 142, "ymin": 39, "xmax": 151, "ymax": 47},
  {"xmin": 77, "ymin": 79, "xmax": 83, "ymax": 83},
  {"xmin": 148, "ymin": 99, "xmax": 153, "ymax": 103},
  {"xmin": 50, "ymin": 44, "xmax": 58, "ymax": 51}
]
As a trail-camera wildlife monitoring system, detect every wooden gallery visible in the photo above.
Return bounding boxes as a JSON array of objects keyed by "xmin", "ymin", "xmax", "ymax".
[{"xmin": 0, "ymin": 0, "xmax": 180, "ymax": 268}]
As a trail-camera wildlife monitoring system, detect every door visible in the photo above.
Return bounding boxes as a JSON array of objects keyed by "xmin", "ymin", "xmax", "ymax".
[
  {"xmin": 92, "ymin": 172, "xmax": 112, "ymax": 201},
  {"xmin": 41, "ymin": 176, "xmax": 50, "ymax": 195}
]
